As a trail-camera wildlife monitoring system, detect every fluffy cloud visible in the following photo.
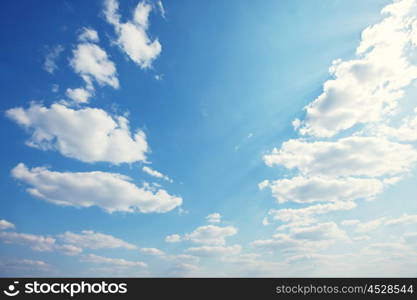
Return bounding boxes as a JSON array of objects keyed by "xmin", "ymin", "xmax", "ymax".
[
  {"xmin": 0, "ymin": 220, "xmax": 15, "ymax": 231},
  {"xmin": 78, "ymin": 27, "xmax": 99, "ymax": 43},
  {"xmin": 263, "ymin": 136, "xmax": 417, "ymax": 177},
  {"xmin": 184, "ymin": 225, "xmax": 237, "ymax": 245},
  {"xmin": 11, "ymin": 163, "xmax": 182, "ymax": 213},
  {"xmin": 70, "ymin": 43, "xmax": 119, "ymax": 89},
  {"xmin": 142, "ymin": 166, "xmax": 172, "ymax": 182},
  {"xmin": 65, "ymin": 87, "xmax": 92, "ymax": 104},
  {"xmin": 104, "ymin": 0, "xmax": 161, "ymax": 68},
  {"xmin": 6, "ymin": 103, "xmax": 148, "ymax": 164},
  {"xmin": 186, "ymin": 245, "xmax": 241, "ymax": 257},
  {"xmin": 165, "ymin": 234, "xmax": 181, "ymax": 243},
  {"xmin": 82, "ymin": 254, "xmax": 146, "ymax": 268},
  {"xmin": 59, "ymin": 230, "xmax": 137, "ymax": 250},
  {"xmin": 260, "ymin": 176, "xmax": 383, "ymax": 203},
  {"xmin": 298, "ymin": 0, "xmax": 417, "ymax": 137},
  {"xmin": 206, "ymin": 213, "xmax": 221, "ymax": 223},
  {"xmin": 43, "ymin": 45, "xmax": 64, "ymax": 74}
]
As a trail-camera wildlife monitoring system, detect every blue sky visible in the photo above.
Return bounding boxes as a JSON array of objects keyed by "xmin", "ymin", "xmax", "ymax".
[{"xmin": 1, "ymin": 0, "xmax": 417, "ymax": 277}]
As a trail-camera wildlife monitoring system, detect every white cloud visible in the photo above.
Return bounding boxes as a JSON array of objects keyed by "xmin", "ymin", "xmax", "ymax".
[
  {"xmin": 78, "ymin": 27, "xmax": 99, "ymax": 43},
  {"xmin": 289, "ymin": 222, "xmax": 348, "ymax": 241},
  {"xmin": 269, "ymin": 201, "xmax": 356, "ymax": 224},
  {"xmin": 0, "ymin": 231, "xmax": 56, "ymax": 252},
  {"xmin": 43, "ymin": 45, "xmax": 64, "ymax": 74},
  {"xmin": 162, "ymin": 254, "xmax": 200, "ymax": 276},
  {"xmin": 355, "ymin": 218, "xmax": 386, "ymax": 233},
  {"xmin": 0, "ymin": 220, "xmax": 15, "ymax": 231},
  {"xmin": 65, "ymin": 87, "xmax": 92, "ymax": 104},
  {"xmin": 260, "ymin": 176, "xmax": 383, "ymax": 203},
  {"xmin": 59, "ymin": 230, "xmax": 137, "ymax": 250},
  {"xmin": 104, "ymin": 0, "xmax": 161, "ymax": 68},
  {"xmin": 252, "ymin": 222, "xmax": 348, "ymax": 253},
  {"xmin": 206, "ymin": 213, "xmax": 221, "ymax": 223},
  {"xmin": 165, "ymin": 234, "xmax": 181, "ymax": 243},
  {"xmin": 82, "ymin": 254, "xmax": 146, "ymax": 268},
  {"xmin": 385, "ymin": 214, "xmax": 417, "ymax": 225},
  {"xmin": 11, "ymin": 163, "xmax": 182, "ymax": 213},
  {"xmin": 142, "ymin": 166, "xmax": 172, "ymax": 182},
  {"xmin": 70, "ymin": 43, "xmax": 119, "ymax": 89},
  {"xmin": 0, "ymin": 259, "xmax": 53, "ymax": 276},
  {"xmin": 6, "ymin": 103, "xmax": 148, "ymax": 164},
  {"xmin": 263, "ymin": 136, "xmax": 417, "ymax": 177},
  {"xmin": 139, "ymin": 247, "xmax": 165, "ymax": 256},
  {"xmin": 157, "ymin": 0, "xmax": 166, "ymax": 19},
  {"xmin": 56, "ymin": 244, "xmax": 83, "ymax": 256},
  {"xmin": 369, "ymin": 108, "xmax": 417, "ymax": 142},
  {"xmin": 184, "ymin": 225, "xmax": 237, "ymax": 245},
  {"xmin": 186, "ymin": 245, "xmax": 241, "ymax": 257},
  {"xmin": 297, "ymin": 0, "xmax": 417, "ymax": 137}
]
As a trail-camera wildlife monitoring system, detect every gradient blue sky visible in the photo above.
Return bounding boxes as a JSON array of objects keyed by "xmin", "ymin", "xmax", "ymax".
[{"xmin": 1, "ymin": 0, "xmax": 417, "ymax": 277}]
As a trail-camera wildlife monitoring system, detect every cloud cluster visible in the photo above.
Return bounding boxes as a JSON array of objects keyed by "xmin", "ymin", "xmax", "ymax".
[
  {"xmin": 11, "ymin": 163, "xmax": 182, "ymax": 213},
  {"xmin": 297, "ymin": 0, "xmax": 417, "ymax": 137}
]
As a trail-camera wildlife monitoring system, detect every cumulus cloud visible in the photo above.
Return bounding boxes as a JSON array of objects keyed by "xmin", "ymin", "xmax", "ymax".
[
  {"xmin": 104, "ymin": 0, "xmax": 161, "ymax": 68},
  {"xmin": 11, "ymin": 163, "xmax": 182, "ymax": 213},
  {"xmin": 186, "ymin": 245, "xmax": 241, "ymax": 257},
  {"xmin": 142, "ymin": 166, "xmax": 172, "ymax": 182},
  {"xmin": 78, "ymin": 27, "xmax": 100, "ymax": 43},
  {"xmin": 65, "ymin": 87, "xmax": 92, "ymax": 104},
  {"xmin": 0, "ymin": 220, "xmax": 15, "ymax": 231},
  {"xmin": 260, "ymin": 176, "xmax": 383, "ymax": 203},
  {"xmin": 6, "ymin": 103, "xmax": 148, "ymax": 164},
  {"xmin": 263, "ymin": 136, "xmax": 417, "ymax": 178},
  {"xmin": 59, "ymin": 230, "xmax": 137, "ymax": 250},
  {"xmin": 82, "ymin": 254, "xmax": 146, "ymax": 268},
  {"xmin": 70, "ymin": 42, "xmax": 119, "ymax": 89},
  {"xmin": 43, "ymin": 45, "xmax": 64, "ymax": 74},
  {"xmin": 206, "ymin": 213, "xmax": 221, "ymax": 223},
  {"xmin": 165, "ymin": 234, "xmax": 181, "ymax": 243},
  {"xmin": 297, "ymin": 0, "xmax": 417, "ymax": 137},
  {"xmin": 184, "ymin": 225, "xmax": 237, "ymax": 245}
]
